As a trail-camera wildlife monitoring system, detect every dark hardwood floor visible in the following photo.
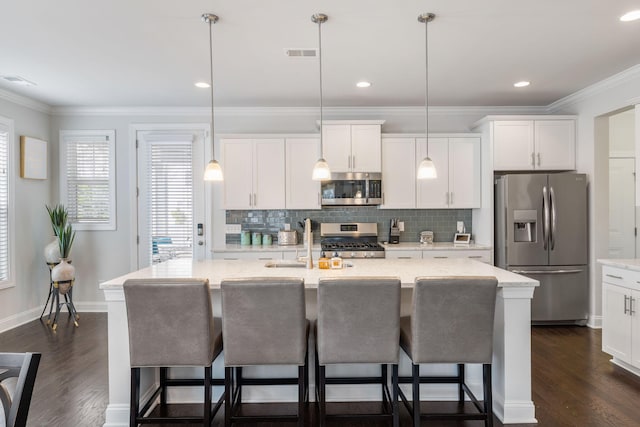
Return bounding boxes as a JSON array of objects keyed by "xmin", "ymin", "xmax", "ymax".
[{"xmin": 1, "ymin": 313, "xmax": 640, "ymax": 426}]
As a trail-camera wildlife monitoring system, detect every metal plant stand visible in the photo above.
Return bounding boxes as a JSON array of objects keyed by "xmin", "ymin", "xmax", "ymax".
[{"xmin": 41, "ymin": 262, "xmax": 79, "ymax": 331}]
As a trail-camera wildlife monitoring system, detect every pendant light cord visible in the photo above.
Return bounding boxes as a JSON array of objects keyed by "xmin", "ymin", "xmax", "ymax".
[
  {"xmin": 208, "ymin": 17, "xmax": 216, "ymax": 160},
  {"xmin": 318, "ymin": 18, "xmax": 324, "ymax": 155},
  {"xmin": 424, "ymin": 17, "xmax": 429, "ymax": 158}
]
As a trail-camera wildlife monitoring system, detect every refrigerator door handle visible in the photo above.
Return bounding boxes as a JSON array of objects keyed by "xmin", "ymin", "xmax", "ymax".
[
  {"xmin": 542, "ymin": 186, "xmax": 549, "ymax": 250},
  {"xmin": 550, "ymin": 186, "xmax": 557, "ymax": 250},
  {"xmin": 511, "ymin": 269, "xmax": 584, "ymax": 274}
]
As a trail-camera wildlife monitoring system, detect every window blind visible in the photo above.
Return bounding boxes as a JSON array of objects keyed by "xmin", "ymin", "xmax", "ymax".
[
  {"xmin": 62, "ymin": 130, "xmax": 116, "ymax": 230},
  {"xmin": 0, "ymin": 128, "xmax": 8, "ymax": 281},
  {"xmin": 147, "ymin": 140, "xmax": 193, "ymax": 263}
]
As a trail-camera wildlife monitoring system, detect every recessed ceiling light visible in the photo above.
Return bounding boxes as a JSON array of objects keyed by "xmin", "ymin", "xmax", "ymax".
[
  {"xmin": 356, "ymin": 81, "xmax": 371, "ymax": 88},
  {"xmin": 195, "ymin": 82, "xmax": 210, "ymax": 88},
  {"xmin": 514, "ymin": 81, "xmax": 530, "ymax": 88},
  {"xmin": 620, "ymin": 10, "xmax": 640, "ymax": 21}
]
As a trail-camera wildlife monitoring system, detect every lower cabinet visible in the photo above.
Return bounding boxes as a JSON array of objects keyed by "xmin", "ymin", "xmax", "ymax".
[
  {"xmin": 423, "ymin": 249, "xmax": 492, "ymax": 264},
  {"xmin": 602, "ymin": 266, "xmax": 640, "ymax": 373},
  {"xmin": 212, "ymin": 251, "xmax": 283, "ymax": 261},
  {"xmin": 385, "ymin": 250, "xmax": 423, "ymax": 259}
]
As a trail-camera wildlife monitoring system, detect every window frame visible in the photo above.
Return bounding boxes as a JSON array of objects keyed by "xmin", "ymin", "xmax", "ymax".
[
  {"xmin": 60, "ymin": 129, "xmax": 117, "ymax": 231},
  {"xmin": 0, "ymin": 116, "xmax": 15, "ymax": 289}
]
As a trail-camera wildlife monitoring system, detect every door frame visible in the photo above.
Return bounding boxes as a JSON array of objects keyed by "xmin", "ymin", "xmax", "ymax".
[{"xmin": 128, "ymin": 123, "xmax": 211, "ymax": 270}]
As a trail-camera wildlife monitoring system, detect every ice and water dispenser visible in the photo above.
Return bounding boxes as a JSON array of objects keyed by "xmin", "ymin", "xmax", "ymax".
[{"xmin": 513, "ymin": 210, "xmax": 536, "ymax": 242}]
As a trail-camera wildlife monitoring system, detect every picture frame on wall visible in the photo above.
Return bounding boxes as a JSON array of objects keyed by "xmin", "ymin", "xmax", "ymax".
[{"xmin": 20, "ymin": 136, "xmax": 47, "ymax": 179}]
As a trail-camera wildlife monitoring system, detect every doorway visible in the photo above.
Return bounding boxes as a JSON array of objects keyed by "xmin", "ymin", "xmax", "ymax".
[
  {"xmin": 608, "ymin": 108, "xmax": 636, "ymax": 259},
  {"xmin": 135, "ymin": 127, "xmax": 207, "ymax": 268}
]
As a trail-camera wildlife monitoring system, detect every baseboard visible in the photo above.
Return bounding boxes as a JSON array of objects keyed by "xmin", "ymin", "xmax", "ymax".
[
  {"xmin": 588, "ymin": 315, "xmax": 602, "ymax": 329},
  {"xmin": 0, "ymin": 301, "xmax": 107, "ymax": 334},
  {"xmin": 0, "ymin": 307, "xmax": 42, "ymax": 334}
]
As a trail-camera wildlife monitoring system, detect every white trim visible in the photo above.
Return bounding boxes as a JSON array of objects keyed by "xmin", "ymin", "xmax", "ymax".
[
  {"xmin": 60, "ymin": 129, "xmax": 117, "ymax": 231},
  {"xmin": 52, "ymin": 105, "xmax": 549, "ymax": 118},
  {"xmin": 587, "ymin": 314, "xmax": 603, "ymax": 329},
  {"xmin": 128, "ymin": 123, "xmax": 210, "ymax": 271},
  {"xmin": 73, "ymin": 301, "xmax": 107, "ymax": 312},
  {"xmin": 0, "ymin": 307, "xmax": 41, "ymax": 334},
  {"xmin": 548, "ymin": 64, "xmax": 640, "ymax": 112},
  {"xmin": 0, "ymin": 116, "xmax": 15, "ymax": 289},
  {"xmin": 0, "ymin": 87, "xmax": 52, "ymax": 114}
]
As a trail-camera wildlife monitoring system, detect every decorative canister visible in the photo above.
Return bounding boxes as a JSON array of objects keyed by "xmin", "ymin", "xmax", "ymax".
[
  {"xmin": 44, "ymin": 237, "xmax": 61, "ymax": 264},
  {"xmin": 252, "ymin": 232, "xmax": 262, "ymax": 246},
  {"xmin": 262, "ymin": 234, "xmax": 272, "ymax": 246},
  {"xmin": 240, "ymin": 230, "xmax": 251, "ymax": 246},
  {"xmin": 51, "ymin": 258, "xmax": 75, "ymax": 294}
]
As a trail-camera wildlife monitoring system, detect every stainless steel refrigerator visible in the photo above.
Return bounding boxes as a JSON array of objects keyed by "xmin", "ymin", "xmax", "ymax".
[{"xmin": 495, "ymin": 173, "xmax": 588, "ymax": 324}]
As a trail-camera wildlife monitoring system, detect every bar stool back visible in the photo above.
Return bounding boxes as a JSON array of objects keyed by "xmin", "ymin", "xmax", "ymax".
[
  {"xmin": 399, "ymin": 276, "xmax": 498, "ymax": 427},
  {"xmin": 316, "ymin": 277, "xmax": 401, "ymax": 427},
  {"xmin": 220, "ymin": 277, "xmax": 308, "ymax": 427},
  {"xmin": 123, "ymin": 278, "xmax": 223, "ymax": 426}
]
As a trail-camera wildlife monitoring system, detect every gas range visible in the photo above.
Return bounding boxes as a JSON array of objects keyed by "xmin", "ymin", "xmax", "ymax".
[{"xmin": 320, "ymin": 223, "xmax": 385, "ymax": 259}]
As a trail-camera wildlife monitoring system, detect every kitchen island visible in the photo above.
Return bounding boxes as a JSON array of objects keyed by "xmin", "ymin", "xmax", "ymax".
[{"xmin": 100, "ymin": 257, "xmax": 538, "ymax": 426}]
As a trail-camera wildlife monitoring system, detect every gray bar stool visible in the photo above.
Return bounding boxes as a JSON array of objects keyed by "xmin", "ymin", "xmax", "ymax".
[
  {"xmin": 0, "ymin": 352, "xmax": 41, "ymax": 427},
  {"xmin": 220, "ymin": 277, "xmax": 308, "ymax": 427},
  {"xmin": 123, "ymin": 278, "xmax": 224, "ymax": 426},
  {"xmin": 315, "ymin": 277, "xmax": 401, "ymax": 427},
  {"xmin": 399, "ymin": 276, "xmax": 498, "ymax": 427}
]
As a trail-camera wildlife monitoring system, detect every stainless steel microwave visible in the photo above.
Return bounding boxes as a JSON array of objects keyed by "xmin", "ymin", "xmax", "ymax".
[{"xmin": 320, "ymin": 172, "xmax": 382, "ymax": 206}]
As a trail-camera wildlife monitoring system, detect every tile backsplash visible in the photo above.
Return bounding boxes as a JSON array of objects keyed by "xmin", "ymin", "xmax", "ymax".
[{"xmin": 225, "ymin": 207, "xmax": 472, "ymax": 244}]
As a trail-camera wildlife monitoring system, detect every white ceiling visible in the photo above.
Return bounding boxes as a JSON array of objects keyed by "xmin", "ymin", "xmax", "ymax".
[{"xmin": 1, "ymin": 0, "xmax": 640, "ymax": 108}]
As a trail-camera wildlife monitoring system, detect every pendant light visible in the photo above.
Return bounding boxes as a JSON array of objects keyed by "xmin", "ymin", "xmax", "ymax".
[
  {"xmin": 417, "ymin": 13, "xmax": 437, "ymax": 180},
  {"xmin": 311, "ymin": 13, "xmax": 331, "ymax": 181},
  {"xmin": 202, "ymin": 13, "xmax": 223, "ymax": 181}
]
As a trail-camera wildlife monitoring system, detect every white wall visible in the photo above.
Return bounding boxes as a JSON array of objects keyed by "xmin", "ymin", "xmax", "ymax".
[
  {"xmin": 0, "ymin": 97, "xmax": 52, "ymax": 331},
  {"xmin": 549, "ymin": 65, "xmax": 640, "ymax": 327},
  {"xmin": 609, "ymin": 109, "xmax": 635, "ymax": 157}
]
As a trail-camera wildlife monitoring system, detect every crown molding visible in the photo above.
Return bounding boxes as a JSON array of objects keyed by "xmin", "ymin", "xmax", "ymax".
[
  {"xmin": 548, "ymin": 64, "xmax": 640, "ymax": 113},
  {"xmin": 0, "ymin": 87, "xmax": 52, "ymax": 114},
  {"xmin": 50, "ymin": 104, "xmax": 548, "ymax": 117}
]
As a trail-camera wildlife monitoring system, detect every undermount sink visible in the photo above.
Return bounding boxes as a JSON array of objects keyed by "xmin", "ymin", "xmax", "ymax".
[{"xmin": 264, "ymin": 261, "xmax": 307, "ymax": 268}]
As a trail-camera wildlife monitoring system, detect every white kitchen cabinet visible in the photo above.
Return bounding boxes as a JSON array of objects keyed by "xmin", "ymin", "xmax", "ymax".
[
  {"xmin": 422, "ymin": 249, "xmax": 492, "ymax": 264},
  {"xmin": 322, "ymin": 123, "xmax": 382, "ymax": 172},
  {"xmin": 492, "ymin": 119, "xmax": 575, "ymax": 171},
  {"xmin": 221, "ymin": 138, "xmax": 285, "ymax": 209},
  {"xmin": 601, "ymin": 265, "xmax": 640, "ymax": 374},
  {"xmin": 285, "ymin": 138, "xmax": 321, "ymax": 209},
  {"xmin": 416, "ymin": 137, "xmax": 481, "ymax": 209},
  {"xmin": 385, "ymin": 250, "xmax": 423, "ymax": 259},
  {"xmin": 380, "ymin": 138, "xmax": 416, "ymax": 209}
]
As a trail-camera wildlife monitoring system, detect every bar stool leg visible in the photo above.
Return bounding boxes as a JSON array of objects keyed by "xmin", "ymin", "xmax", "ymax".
[
  {"xmin": 205, "ymin": 366, "xmax": 212, "ymax": 426},
  {"xmin": 484, "ymin": 364, "xmax": 493, "ymax": 427},
  {"xmin": 412, "ymin": 363, "xmax": 420, "ymax": 427},
  {"xmin": 392, "ymin": 364, "xmax": 399, "ymax": 427},
  {"xmin": 130, "ymin": 367, "xmax": 140, "ymax": 427},
  {"xmin": 159, "ymin": 367, "xmax": 167, "ymax": 406},
  {"xmin": 381, "ymin": 364, "xmax": 388, "ymax": 408},
  {"xmin": 224, "ymin": 367, "xmax": 232, "ymax": 427},
  {"xmin": 297, "ymin": 364, "xmax": 305, "ymax": 427},
  {"xmin": 318, "ymin": 365, "xmax": 326, "ymax": 427},
  {"xmin": 458, "ymin": 364, "xmax": 465, "ymax": 403}
]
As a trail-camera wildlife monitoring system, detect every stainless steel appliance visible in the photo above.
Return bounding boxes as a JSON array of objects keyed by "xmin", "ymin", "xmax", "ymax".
[
  {"xmin": 320, "ymin": 222, "xmax": 385, "ymax": 258},
  {"xmin": 320, "ymin": 172, "xmax": 382, "ymax": 206},
  {"xmin": 495, "ymin": 173, "xmax": 588, "ymax": 324}
]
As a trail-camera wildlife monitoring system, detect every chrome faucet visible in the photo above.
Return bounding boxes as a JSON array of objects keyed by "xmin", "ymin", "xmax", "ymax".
[{"xmin": 305, "ymin": 218, "xmax": 313, "ymax": 269}]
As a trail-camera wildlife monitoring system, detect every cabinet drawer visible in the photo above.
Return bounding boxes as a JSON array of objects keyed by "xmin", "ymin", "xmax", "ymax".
[
  {"xmin": 385, "ymin": 250, "xmax": 423, "ymax": 260},
  {"xmin": 212, "ymin": 251, "xmax": 283, "ymax": 261},
  {"xmin": 423, "ymin": 249, "xmax": 491, "ymax": 263},
  {"xmin": 602, "ymin": 266, "xmax": 640, "ymax": 291}
]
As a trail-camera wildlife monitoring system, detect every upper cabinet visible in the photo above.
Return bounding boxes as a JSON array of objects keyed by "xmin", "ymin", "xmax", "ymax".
[
  {"xmin": 417, "ymin": 137, "xmax": 481, "ymax": 209},
  {"xmin": 381, "ymin": 135, "xmax": 481, "ymax": 209},
  {"xmin": 489, "ymin": 117, "xmax": 576, "ymax": 171},
  {"xmin": 220, "ymin": 138, "xmax": 285, "ymax": 209},
  {"xmin": 285, "ymin": 138, "xmax": 321, "ymax": 210},
  {"xmin": 322, "ymin": 121, "xmax": 384, "ymax": 172}
]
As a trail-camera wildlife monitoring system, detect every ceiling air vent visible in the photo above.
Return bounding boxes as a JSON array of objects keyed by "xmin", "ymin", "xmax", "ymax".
[
  {"xmin": 1, "ymin": 75, "xmax": 36, "ymax": 86},
  {"xmin": 284, "ymin": 48, "xmax": 317, "ymax": 58}
]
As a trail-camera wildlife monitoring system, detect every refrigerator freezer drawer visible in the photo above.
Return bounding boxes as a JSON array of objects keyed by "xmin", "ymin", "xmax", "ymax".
[{"xmin": 509, "ymin": 265, "xmax": 588, "ymax": 324}]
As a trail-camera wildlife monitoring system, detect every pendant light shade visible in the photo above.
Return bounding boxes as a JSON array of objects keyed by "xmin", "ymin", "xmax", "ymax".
[
  {"xmin": 202, "ymin": 13, "xmax": 223, "ymax": 181},
  {"xmin": 417, "ymin": 12, "xmax": 437, "ymax": 180},
  {"xmin": 311, "ymin": 13, "xmax": 330, "ymax": 181}
]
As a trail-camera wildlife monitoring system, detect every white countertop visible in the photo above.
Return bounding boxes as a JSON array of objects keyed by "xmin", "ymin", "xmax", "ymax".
[
  {"xmin": 100, "ymin": 257, "xmax": 537, "ymax": 290},
  {"xmin": 381, "ymin": 242, "xmax": 492, "ymax": 251},
  {"xmin": 598, "ymin": 258, "xmax": 640, "ymax": 272},
  {"xmin": 212, "ymin": 242, "xmax": 491, "ymax": 253}
]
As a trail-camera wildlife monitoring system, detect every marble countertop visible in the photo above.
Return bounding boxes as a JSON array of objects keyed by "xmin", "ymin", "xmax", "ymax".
[
  {"xmin": 100, "ymin": 257, "xmax": 537, "ymax": 290},
  {"xmin": 598, "ymin": 259, "xmax": 640, "ymax": 272},
  {"xmin": 212, "ymin": 242, "xmax": 492, "ymax": 253},
  {"xmin": 381, "ymin": 242, "xmax": 492, "ymax": 251}
]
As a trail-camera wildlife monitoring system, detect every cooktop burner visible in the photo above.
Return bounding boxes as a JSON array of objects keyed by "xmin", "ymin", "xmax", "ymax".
[{"xmin": 320, "ymin": 222, "xmax": 385, "ymax": 259}]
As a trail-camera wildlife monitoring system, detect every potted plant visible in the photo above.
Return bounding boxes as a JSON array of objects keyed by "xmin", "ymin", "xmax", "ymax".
[
  {"xmin": 44, "ymin": 204, "xmax": 68, "ymax": 263},
  {"xmin": 50, "ymin": 223, "xmax": 76, "ymax": 294}
]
